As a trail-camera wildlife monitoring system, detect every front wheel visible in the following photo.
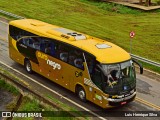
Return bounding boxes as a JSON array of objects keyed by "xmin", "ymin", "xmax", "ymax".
[
  {"xmin": 77, "ymin": 86, "xmax": 86, "ymax": 102},
  {"xmin": 25, "ymin": 60, "xmax": 33, "ymax": 74}
]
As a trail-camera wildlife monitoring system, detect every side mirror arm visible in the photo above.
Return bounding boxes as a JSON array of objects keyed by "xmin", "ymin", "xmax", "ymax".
[{"xmin": 132, "ymin": 59, "xmax": 143, "ymax": 74}]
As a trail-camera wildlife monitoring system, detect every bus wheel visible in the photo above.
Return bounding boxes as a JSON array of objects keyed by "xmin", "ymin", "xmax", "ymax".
[
  {"xmin": 25, "ymin": 60, "xmax": 33, "ymax": 74},
  {"xmin": 77, "ymin": 86, "xmax": 86, "ymax": 102}
]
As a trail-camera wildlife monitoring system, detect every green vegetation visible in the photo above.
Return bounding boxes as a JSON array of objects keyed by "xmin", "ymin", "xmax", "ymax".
[
  {"xmin": 17, "ymin": 96, "xmax": 76, "ymax": 120},
  {"xmin": 47, "ymin": 95, "xmax": 86, "ymax": 119},
  {"xmin": 81, "ymin": 0, "xmax": 143, "ymax": 14},
  {"xmin": 18, "ymin": 97, "xmax": 42, "ymax": 111},
  {"xmin": 140, "ymin": 61, "xmax": 160, "ymax": 73},
  {"xmin": 0, "ymin": 0, "xmax": 159, "ymax": 71},
  {"xmin": 0, "ymin": 67, "xmax": 29, "ymax": 86},
  {"xmin": 0, "ymin": 79, "xmax": 19, "ymax": 95},
  {"xmin": 0, "ymin": 78, "xmax": 77, "ymax": 119}
]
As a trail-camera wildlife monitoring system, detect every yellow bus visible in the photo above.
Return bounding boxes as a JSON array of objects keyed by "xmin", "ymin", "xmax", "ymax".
[{"xmin": 9, "ymin": 19, "xmax": 143, "ymax": 108}]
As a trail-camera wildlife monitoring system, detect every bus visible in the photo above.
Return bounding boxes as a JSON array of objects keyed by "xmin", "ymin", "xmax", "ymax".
[{"xmin": 9, "ymin": 19, "xmax": 143, "ymax": 108}]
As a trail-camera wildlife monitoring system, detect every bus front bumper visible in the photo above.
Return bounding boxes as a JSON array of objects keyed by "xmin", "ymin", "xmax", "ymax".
[{"xmin": 107, "ymin": 92, "xmax": 136, "ymax": 106}]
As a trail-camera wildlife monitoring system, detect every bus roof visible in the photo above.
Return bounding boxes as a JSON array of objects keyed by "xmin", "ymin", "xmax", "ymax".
[{"xmin": 9, "ymin": 19, "xmax": 131, "ymax": 64}]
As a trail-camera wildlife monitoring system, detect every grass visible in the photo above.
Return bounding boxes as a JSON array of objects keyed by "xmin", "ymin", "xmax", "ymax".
[
  {"xmin": 140, "ymin": 61, "xmax": 160, "ymax": 73},
  {"xmin": 0, "ymin": 79, "xmax": 19, "ymax": 110},
  {"xmin": 47, "ymin": 94, "xmax": 87, "ymax": 119},
  {"xmin": 0, "ymin": 78, "xmax": 77, "ymax": 119},
  {"xmin": 16, "ymin": 96, "xmax": 76, "ymax": 120},
  {"xmin": 0, "ymin": 0, "xmax": 159, "ymax": 70},
  {"xmin": 0, "ymin": 78, "xmax": 19, "ymax": 95},
  {"xmin": 0, "ymin": 67, "xmax": 29, "ymax": 86},
  {"xmin": 18, "ymin": 97, "xmax": 42, "ymax": 111}
]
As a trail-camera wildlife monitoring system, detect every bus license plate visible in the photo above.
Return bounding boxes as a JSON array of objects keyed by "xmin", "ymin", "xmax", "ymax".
[{"xmin": 121, "ymin": 101, "xmax": 127, "ymax": 105}]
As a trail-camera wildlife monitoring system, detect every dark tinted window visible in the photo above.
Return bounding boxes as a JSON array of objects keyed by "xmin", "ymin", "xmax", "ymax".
[
  {"xmin": 55, "ymin": 43, "xmax": 84, "ymax": 70},
  {"xmin": 84, "ymin": 53, "xmax": 95, "ymax": 74},
  {"xmin": 9, "ymin": 25, "xmax": 35, "ymax": 41}
]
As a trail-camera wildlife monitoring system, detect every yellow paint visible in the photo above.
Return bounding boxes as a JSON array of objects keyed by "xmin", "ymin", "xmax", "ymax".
[
  {"xmin": 136, "ymin": 97, "xmax": 160, "ymax": 110},
  {"xmin": 12, "ymin": 39, "xmax": 18, "ymax": 51}
]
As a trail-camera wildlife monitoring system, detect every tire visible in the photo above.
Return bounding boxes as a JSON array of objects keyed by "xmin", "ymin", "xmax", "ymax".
[
  {"xmin": 77, "ymin": 86, "xmax": 86, "ymax": 102},
  {"xmin": 25, "ymin": 60, "xmax": 33, "ymax": 74}
]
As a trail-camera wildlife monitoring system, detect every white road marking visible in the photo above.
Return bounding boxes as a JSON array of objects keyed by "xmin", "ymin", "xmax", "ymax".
[
  {"xmin": 0, "ymin": 60, "xmax": 107, "ymax": 120},
  {"xmin": 0, "ymin": 20, "xmax": 8, "ymax": 25}
]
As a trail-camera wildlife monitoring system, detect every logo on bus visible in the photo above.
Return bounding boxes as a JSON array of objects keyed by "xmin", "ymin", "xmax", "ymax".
[
  {"xmin": 47, "ymin": 59, "xmax": 61, "ymax": 70},
  {"xmin": 37, "ymin": 52, "xmax": 61, "ymax": 70}
]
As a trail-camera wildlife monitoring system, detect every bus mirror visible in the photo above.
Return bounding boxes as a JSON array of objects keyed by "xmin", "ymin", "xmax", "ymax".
[
  {"xmin": 140, "ymin": 67, "xmax": 143, "ymax": 74},
  {"xmin": 132, "ymin": 59, "xmax": 143, "ymax": 74}
]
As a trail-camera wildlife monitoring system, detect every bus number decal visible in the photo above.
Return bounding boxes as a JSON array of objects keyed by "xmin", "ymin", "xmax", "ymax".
[{"xmin": 75, "ymin": 71, "xmax": 82, "ymax": 77}]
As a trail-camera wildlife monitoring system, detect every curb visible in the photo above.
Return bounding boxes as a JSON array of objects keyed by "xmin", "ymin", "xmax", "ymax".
[{"xmin": 135, "ymin": 66, "xmax": 160, "ymax": 82}]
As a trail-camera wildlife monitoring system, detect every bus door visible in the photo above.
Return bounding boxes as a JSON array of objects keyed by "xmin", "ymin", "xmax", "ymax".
[
  {"xmin": 91, "ymin": 66, "xmax": 104, "ymax": 107},
  {"xmin": 83, "ymin": 54, "xmax": 104, "ymax": 106}
]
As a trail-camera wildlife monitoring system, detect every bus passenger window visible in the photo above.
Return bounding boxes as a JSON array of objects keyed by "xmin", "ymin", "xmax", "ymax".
[
  {"xmin": 74, "ymin": 50, "xmax": 84, "ymax": 69},
  {"xmin": 21, "ymin": 37, "xmax": 28, "ymax": 45},
  {"xmin": 60, "ymin": 52, "xmax": 68, "ymax": 62},
  {"xmin": 50, "ymin": 42, "xmax": 56, "ymax": 56},
  {"xmin": 74, "ymin": 58, "xmax": 83, "ymax": 69},
  {"xmin": 28, "ymin": 38, "xmax": 34, "ymax": 48},
  {"xmin": 68, "ymin": 52, "xmax": 76, "ymax": 65},
  {"xmin": 45, "ymin": 44, "xmax": 51, "ymax": 54},
  {"xmin": 32, "ymin": 38, "xmax": 40, "ymax": 50},
  {"xmin": 56, "ymin": 44, "xmax": 69, "ymax": 62}
]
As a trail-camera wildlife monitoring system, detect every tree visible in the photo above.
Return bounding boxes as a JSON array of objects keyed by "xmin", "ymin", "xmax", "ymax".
[
  {"xmin": 146, "ymin": 0, "xmax": 151, "ymax": 6},
  {"xmin": 139, "ymin": 0, "xmax": 143, "ymax": 4},
  {"xmin": 139, "ymin": 0, "xmax": 151, "ymax": 6}
]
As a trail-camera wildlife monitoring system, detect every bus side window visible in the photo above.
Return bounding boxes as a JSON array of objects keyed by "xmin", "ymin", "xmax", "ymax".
[
  {"xmin": 56, "ymin": 44, "xmax": 68, "ymax": 62},
  {"xmin": 32, "ymin": 38, "xmax": 40, "ymax": 50},
  {"xmin": 50, "ymin": 42, "xmax": 56, "ymax": 56},
  {"xmin": 9, "ymin": 25, "xmax": 36, "ymax": 41},
  {"xmin": 85, "ymin": 53, "xmax": 95, "ymax": 75},
  {"xmin": 92, "ymin": 66, "xmax": 102, "ymax": 89},
  {"xmin": 9, "ymin": 25, "xmax": 21, "ymax": 40},
  {"xmin": 45, "ymin": 43, "xmax": 51, "ymax": 54},
  {"xmin": 68, "ymin": 51, "xmax": 76, "ymax": 65},
  {"xmin": 28, "ymin": 38, "xmax": 34, "ymax": 48},
  {"xmin": 74, "ymin": 50, "xmax": 84, "ymax": 69}
]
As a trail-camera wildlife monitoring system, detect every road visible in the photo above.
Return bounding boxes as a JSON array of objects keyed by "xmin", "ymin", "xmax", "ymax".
[{"xmin": 0, "ymin": 20, "xmax": 160, "ymax": 120}]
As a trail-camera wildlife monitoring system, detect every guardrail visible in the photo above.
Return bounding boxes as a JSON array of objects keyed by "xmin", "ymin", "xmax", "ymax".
[
  {"xmin": 0, "ymin": 9, "xmax": 160, "ymax": 68},
  {"xmin": 0, "ymin": 9, "xmax": 25, "ymax": 19},
  {"xmin": 131, "ymin": 54, "xmax": 160, "ymax": 68}
]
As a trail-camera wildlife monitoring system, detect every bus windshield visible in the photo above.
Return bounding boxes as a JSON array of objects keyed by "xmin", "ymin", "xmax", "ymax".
[{"xmin": 99, "ymin": 60, "xmax": 136, "ymax": 95}]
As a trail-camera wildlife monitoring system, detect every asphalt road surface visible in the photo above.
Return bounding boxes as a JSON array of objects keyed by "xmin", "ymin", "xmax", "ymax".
[{"xmin": 0, "ymin": 20, "xmax": 160, "ymax": 120}]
